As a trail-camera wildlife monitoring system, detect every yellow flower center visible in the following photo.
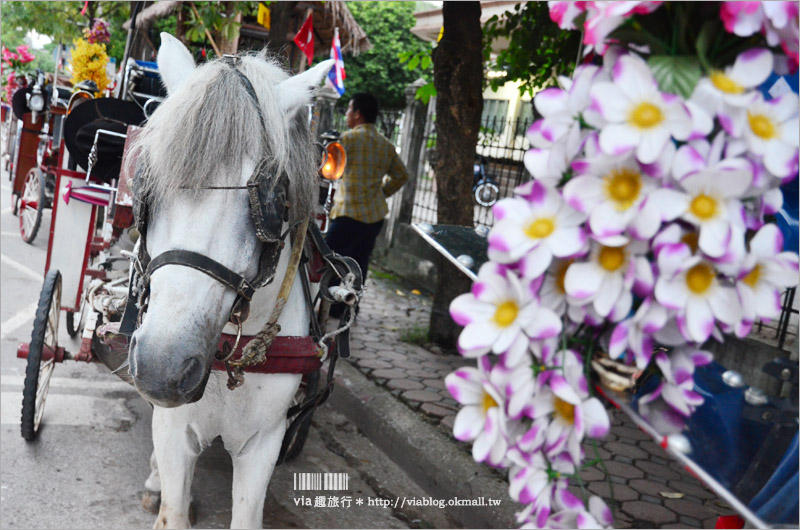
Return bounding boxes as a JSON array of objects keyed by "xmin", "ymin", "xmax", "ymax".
[
  {"xmin": 748, "ymin": 113, "xmax": 777, "ymax": 140},
  {"xmin": 483, "ymin": 392, "xmax": 499, "ymax": 414},
  {"xmin": 686, "ymin": 263, "xmax": 715, "ymax": 295},
  {"xmin": 604, "ymin": 167, "xmax": 643, "ymax": 210},
  {"xmin": 690, "ymin": 194, "xmax": 718, "ymax": 221},
  {"xmin": 710, "ymin": 71, "xmax": 744, "ymax": 94},
  {"xmin": 525, "ymin": 217, "xmax": 555, "ymax": 240},
  {"xmin": 554, "ymin": 397, "xmax": 575, "ymax": 424},
  {"xmin": 742, "ymin": 264, "xmax": 762, "ymax": 288},
  {"xmin": 598, "ymin": 246, "xmax": 626, "ymax": 272},
  {"xmin": 493, "ymin": 301, "xmax": 519, "ymax": 328},
  {"xmin": 554, "ymin": 259, "xmax": 574, "ymax": 295},
  {"xmin": 629, "ymin": 102, "xmax": 663, "ymax": 129},
  {"xmin": 681, "ymin": 232, "xmax": 700, "ymax": 254}
]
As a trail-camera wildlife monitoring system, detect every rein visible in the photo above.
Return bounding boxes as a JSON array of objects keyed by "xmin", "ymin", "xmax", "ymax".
[{"xmin": 216, "ymin": 218, "xmax": 309, "ymax": 389}]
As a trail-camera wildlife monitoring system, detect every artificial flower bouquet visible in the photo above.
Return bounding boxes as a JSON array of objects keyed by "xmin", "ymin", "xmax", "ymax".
[
  {"xmin": 2, "ymin": 45, "xmax": 36, "ymax": 103},
  {"xmin": 70, "ymin": 20, "xmax": 112, "ymax": 95},
  {"xmin": 446, "ymin": 2, "xmax": 799, "ymax": 527}
]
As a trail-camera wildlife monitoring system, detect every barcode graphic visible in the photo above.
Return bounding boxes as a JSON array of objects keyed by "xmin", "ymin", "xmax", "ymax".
[{"xmin": 293, "ymin": 472, "xmax": 349, "ymax": 491}]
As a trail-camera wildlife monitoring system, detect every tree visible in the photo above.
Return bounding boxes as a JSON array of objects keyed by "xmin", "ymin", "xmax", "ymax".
[
  {"xmin": 428, "ymin": 2, "xmax": 483, "ymax": 346},
  {"xmin": 343, "ymin": 2, "xmax": 431, "ymax": 109},
  {"xmin": 483, "ymin": 1, "xmax": 581, "ymax": 97},
  {"xmin": 1, "ymin": 1, "xmax": 131, "ymax": 63}
]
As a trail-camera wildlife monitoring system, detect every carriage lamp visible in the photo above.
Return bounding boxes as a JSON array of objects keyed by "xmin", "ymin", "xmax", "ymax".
[
  {"xmin": 320, "ymin": 142, "xmax": 346, "ymax": 180},
  {"xmin": 28, "ymin": 90, "xmax": 45, "ymax": 112}
]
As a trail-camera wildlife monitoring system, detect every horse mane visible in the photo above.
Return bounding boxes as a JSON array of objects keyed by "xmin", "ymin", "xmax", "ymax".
[{"xmin": 126, "ymin": 50, "xmax": 316, "ymax": 225}]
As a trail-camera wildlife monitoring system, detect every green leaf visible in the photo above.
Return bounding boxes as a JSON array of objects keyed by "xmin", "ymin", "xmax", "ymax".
[
  {"xmin": 695, "ymin": 20, "xmax": 718, "ymax": 72},
  {"xmin": 408, "ymin": 55, "xmax": 420, "ymax": 71},
  {"xmin": 421, "ymin": 55, "xmax": 431, "ymax": 70},
  {"xmin": 608, "ymin": 28, "xmax": 668, "ymax": 55},
  {"xmin": 415, "ymin": 82, "xmax": 436, "ymax": 104},
  {"xmin": 647, "ymin": 55, "xmax": 702, "ymax": 99}
]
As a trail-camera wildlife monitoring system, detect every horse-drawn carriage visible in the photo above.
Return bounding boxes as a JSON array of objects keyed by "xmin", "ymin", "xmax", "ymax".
[{"xmin": 13, "ymin": 32, "xmax": 359, "ymax": 527}]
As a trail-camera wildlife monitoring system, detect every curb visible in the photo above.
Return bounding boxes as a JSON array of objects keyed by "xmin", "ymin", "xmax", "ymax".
[{"xmin": 325, "ymin": 360, "xmax": 518, "ymax": 529}]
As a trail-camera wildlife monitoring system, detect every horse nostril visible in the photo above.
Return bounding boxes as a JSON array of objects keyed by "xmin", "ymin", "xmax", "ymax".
[{"xmin": 178, "ymin": 357, "xmax": 204, "ymax": 395}]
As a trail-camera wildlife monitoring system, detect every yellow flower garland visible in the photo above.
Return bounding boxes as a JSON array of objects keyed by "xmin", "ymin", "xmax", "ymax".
[{"xmin": 69, "ymin": 38, "xmax": 109, "ymax": 94}]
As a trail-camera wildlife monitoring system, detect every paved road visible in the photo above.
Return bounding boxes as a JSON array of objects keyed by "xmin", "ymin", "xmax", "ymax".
[{"xmin": 0, "ymin": 159, "xmax": 445, "ymax": 529}]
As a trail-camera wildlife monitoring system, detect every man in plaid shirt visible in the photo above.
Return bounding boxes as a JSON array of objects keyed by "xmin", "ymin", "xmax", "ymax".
[{"xmin": 326, "ymin": 93, "xmax": 409, "ymax": 314}]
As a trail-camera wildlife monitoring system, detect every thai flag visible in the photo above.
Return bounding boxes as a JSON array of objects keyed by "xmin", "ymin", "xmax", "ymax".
[{"xmin": 326, "ymin": 28, "xmax": 345, "ymax": 96}]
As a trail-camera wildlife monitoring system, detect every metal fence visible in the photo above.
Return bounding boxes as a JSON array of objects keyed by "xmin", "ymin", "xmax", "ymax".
[
  {"xmin": 331, "ymin": 107, "xmax": 404, "ymax": 146},
  {"xmin": 411, "ymin": 116, "xmax": 533, "ymax": 228}
]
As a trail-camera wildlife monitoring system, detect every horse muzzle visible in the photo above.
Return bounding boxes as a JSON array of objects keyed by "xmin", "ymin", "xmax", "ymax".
[{"xmin": 128, "ymin": 333, "xmax": 212, "ymax": 407}]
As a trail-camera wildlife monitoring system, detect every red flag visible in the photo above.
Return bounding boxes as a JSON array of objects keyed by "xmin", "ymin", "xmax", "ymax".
[{"xmin": 293, "ymin": 14, "xmax": 314, "ymax": 66}]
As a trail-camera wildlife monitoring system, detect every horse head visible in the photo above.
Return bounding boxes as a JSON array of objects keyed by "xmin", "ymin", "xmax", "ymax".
[{"xmin": 126, "ymin": 34, "xmax": 331, "ymax": 407}]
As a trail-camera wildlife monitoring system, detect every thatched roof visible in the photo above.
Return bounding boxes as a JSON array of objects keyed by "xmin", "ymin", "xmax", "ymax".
[
  {"xmin": 123, "ymin": 1, "xmax": 371, "ymax": 55},
  {"xmin": 122, "ymin": 1, "xmax": 179, "ymax": 31}
]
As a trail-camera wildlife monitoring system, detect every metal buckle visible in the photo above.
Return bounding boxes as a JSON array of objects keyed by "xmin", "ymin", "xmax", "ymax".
[{"xmin": 222, "ymin": 54, "xmax": 240, "ymax": 67}]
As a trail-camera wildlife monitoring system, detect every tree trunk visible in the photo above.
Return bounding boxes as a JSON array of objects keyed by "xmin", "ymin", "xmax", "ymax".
[
  {"xmin": 216, "ymin": 2, "xmax": 241, "ymax": 55},
  {"xmin": 428, "ymin": 2, "xmax": 483, "ymax": 347},
  {"xmin": 264, "ymin": 1, "xmax": 298, "ymax": 68}
]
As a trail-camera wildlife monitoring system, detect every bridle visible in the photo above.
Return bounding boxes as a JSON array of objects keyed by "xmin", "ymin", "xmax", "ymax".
[{"xmin": 128, "ymin": 55, "xmax": 294, "ymax": 345}]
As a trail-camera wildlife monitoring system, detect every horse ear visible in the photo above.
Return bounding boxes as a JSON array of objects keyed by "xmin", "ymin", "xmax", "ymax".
[
  {"xmin": 277, "ymin": 59, "xmax": 335, "ymax": 115},
  {"xmin": 157, "ymin": 33, "xmax": 196, "ymax": 94}
]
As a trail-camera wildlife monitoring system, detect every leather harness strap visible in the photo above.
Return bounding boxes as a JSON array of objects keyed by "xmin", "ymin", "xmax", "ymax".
[{"xmin": 147, "ymin": 249, "xmax": 257, "ymax": 301}]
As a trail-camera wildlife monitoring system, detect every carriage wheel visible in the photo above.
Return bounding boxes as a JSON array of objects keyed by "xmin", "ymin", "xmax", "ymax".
[
  {"xmin": 278, "ymin": 369, "xmax": 320, "ymax": 463},
  {"xmin": 21, "ymin": 270, "xmax": 61, "ymax": 441},
  {"xmin": 66, "ymin": 289, "xmax": 88, "ymax": 338},
  {"xmin": 19, "ymin": 168, "xmax": 45, "ymax": 244},
  {"xmin": 474, "ymin": 180, "xmax": 499, "ymax": 207}
]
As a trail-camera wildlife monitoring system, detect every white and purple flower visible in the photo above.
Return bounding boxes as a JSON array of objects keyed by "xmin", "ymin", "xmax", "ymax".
[
  {"xmin": 654, "ymin": 242, "xmax": 742, "ymax": 343},
  {"xmin": 445, "ymin": 359, "xmax": 510, "ymax": 467},
  {"xmin": 450, "ymin": 269, "xmax": 562, "ymax": 357},
  {"xmin": 488, "ymin": 181, "xmax": 587, "ymax": 279},
  {"xmin": 589, "ymin": 54, "xmax": 693, "ymax": 164},
  {"xmin": 735, "ymin": 223, "xmax": 800, "ymax": 336}
]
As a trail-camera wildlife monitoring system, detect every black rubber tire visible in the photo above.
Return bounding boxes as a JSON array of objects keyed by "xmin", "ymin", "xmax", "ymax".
[
  {"xmin": 19, "ymin": 168, "xmax": 44, "ymax": 244},
  {"xmin": 279, "ymin": 369, "xmax": 320, "ymax": 463},
  {"xmin": 66, "ymin": 290, "xmax": 87, "ymax": 338},
  {"xmin": 66, "ymin": 312, "xmax": 79, "ymax": 338},
  {"xmin": 474, "ymin": 180, "xmax": 499, "ymax": 207},
  {"xmin": 21, "ymin": 270, "xmax": 61, "ymax": 441}
]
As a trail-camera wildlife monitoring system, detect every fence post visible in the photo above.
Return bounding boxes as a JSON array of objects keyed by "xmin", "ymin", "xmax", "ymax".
[
  {"xmin": 312, "ymin": 84, "xmax": 341, "ymax": 141},
  {"xmin": 383, "ymin": 78, "xmax": 429, "ymax": 246}
]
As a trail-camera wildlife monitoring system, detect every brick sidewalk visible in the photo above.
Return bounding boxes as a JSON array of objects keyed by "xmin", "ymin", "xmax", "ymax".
[{"xmin": 342, "ymin": 273, "xmax": 737, "ymax": 529}]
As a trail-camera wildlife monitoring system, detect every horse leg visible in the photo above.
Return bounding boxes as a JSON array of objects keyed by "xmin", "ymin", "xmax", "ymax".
[
  {"xmin": 226, "ymin": 428, "xmax": 285, "ymax": 529},
  {"xmin": 142, "ymin": 449, "xmax": 162, "ymax": 514},
  {"xmin": 151, "ymin": 410, "xmax": 204, "ymax": 529}
]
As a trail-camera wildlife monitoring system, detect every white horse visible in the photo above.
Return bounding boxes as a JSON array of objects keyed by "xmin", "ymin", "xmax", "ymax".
[{"xmin": 125, "ymin": 33, "xmax": 332, "ymax": 528}]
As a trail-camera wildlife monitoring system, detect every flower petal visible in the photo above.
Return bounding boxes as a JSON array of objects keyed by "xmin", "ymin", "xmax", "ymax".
[
  {"xmin": 548, "ymin": 227, "xmax": 588, "ymax": 257},
  {"xmin": 655, "ymin": 277, "xmax": 689, "ymax": 310},
  {"xmin": 686, "ymin": 297, "xmax": 715, "ymax": 343},
  {"xmin": 582, "ymin": 397, "xmax": 611, "ymax": 438},
  {"xmin": 453, "ymin": 405, "xmax": 485, "ymax": 441},
  {"xmin": 523, "ymin": 306, "xmax": 563, "ymax": 340},
  {"xmin": 699, "ymin": 218, "xmax": 732, "ymax": 258},
  {"xmin": 708, "ymin": 286, "xmax": 742, "ymax": 326},
  {"xmin": 599, "ymin": 123, "xmax": 640, "ymax": 156},
  {"xmin": 458, "ymin": 321, "xmax": 499, "ymax": 357},
  {"xmin": 565, "ymin": 262, "xmax": 604, "ymax": 299}
]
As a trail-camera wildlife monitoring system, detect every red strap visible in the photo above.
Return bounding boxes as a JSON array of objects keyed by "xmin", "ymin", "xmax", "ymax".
[
  {"xmin": 715, "ymin": 515, "xmax": 745, "ymax": 529},
  {"xmin": 212, "ymin": 334, "xmax": 322, "ymax": 374}
]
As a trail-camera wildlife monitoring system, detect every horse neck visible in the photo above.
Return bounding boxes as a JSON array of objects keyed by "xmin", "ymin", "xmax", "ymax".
[{"xmin": 237, "ymin": 232, "xmax": 310, "ymax": 337}]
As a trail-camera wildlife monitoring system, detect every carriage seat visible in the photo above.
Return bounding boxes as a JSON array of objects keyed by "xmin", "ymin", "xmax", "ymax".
[{"xmin": 63, "ymin": 98, "xmax": 146, "ymax": 183}]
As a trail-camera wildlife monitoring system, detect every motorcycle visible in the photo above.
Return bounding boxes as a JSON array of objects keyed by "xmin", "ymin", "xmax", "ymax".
[{"xmin": 473, "ymin": 155, "xmax": 499, "ymax": 207}]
